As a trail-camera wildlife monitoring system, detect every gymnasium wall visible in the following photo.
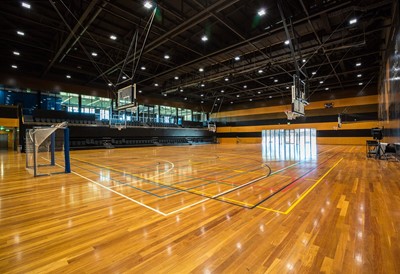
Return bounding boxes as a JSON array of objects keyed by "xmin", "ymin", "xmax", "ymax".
[
  {"xmin": 212, "ymin": 89, "xmax": 379, "ymax": 145},
  {"xmin": 379, "ymin": 0, "xmax": 400, "ymax": 143}
]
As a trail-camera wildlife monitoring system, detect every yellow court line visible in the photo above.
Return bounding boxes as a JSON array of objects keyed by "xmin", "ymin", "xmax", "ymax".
[{"xmin": 283, "ymin": 157, "xmax": 344, "ymax": 214}]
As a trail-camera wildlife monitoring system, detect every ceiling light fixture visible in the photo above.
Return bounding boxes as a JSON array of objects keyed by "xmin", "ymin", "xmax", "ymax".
[
  {"xmin": 201, "ymin": 35, "xmax": 208, "ymax": 42},
  {"xmin": 122, "ymin": 76, "xmax": 127, "ymax": 79},
  {"xmin": 356, "ymin": 62, "xmax": 361, "ymax": 67},
  {"xmin": 22, "ymin": 2, "xmax": 31, "ymax": 9},
  {"xmin": 141, "ymin": 66, "xmax": 146, "ymax": 70},
  {"xmin": 234, "ymin": 56, "xmax": 240, "ymax": 61},
  {"xmin": 91, "ymin": 52, "xmax": 97, "ymax": 57},
  {"xmin": 258, "ymin": 69, "xmax": 263, "ymax": 73},
  {"xmin": 357, "ymin": 74, "xmax": 362, "ymax": 78},
  {"xmin": 180, "ymin": 89, "xmax": 183, "ymax": 92},
  {"xmin": 13, "ymin": 51, "xmax": 20, "ymax": 56},
  {"xmin": 144, "ymin": 1, "xmax": 153, "ymax": 9},
  {"xmin": 319, "ymin": 81, "xmax": 324, "ymax": 84},
  {"xmin": 258, "ymin": 8, "xmax": 266, "ymax": 16},
  {"xmin": 249, "ymin": 99, "xmax": 253, "ymax": 101},
  {"xmin": 164, "ymin": 54, "xmax": 170, "ymax": 60},
  {"xmin": 312, "ymin": 71, "xmax": 316, "ymax": 75},
  {"xmin": 17, "ymin": 31, "xmax": 25, "ymax": 36},
  {"xmin": 302, "ymin": 59, "xmax": 306, "ymax": 63},
  {"xmin": 236, "ymin": 95, "xmax": 240, "ymax": 97},
  {"xmin": 66, "ymin": 75, "xmax": 71, "ymax": 79},
  {"xmin": 174, "ymin": 76, "xmax": 179, "ymax": 80},
  {"xmin": 325, "ymin": 87, "xmax": 329, "ymax": 90},
  {"xmin": 11, "ymin": 65, "xmax": 18, "ymax": 69},
  {"xmin": 199, "ymin": 68, "xmax": 204, "ymax": 72},
  {"xmin": 201, "ymin": 94, "xmax": 204, "ymax": 97},
  {"xmin": 349, "ymin": 18, "xmax": 357, "ymax": 25},
  {"xmin": 139, "ymin": 90, "xmax": 142, "ymax": 93},
  {"xmin": 200, "ymin": 83, "xmax": 205, "ymax": 87},
  {"xmin": 224, "ymin": 77, "xmax": 229, "ymax": 81},
  {"xmin": 358, "ymin": 82, "xmax": 363, "ymax": 85},
  {"xmin": 274, "ymin": 79, "xmax": 278, "ymax": 83},
  {"xmin": 284, "ymin": 40, "xmax": 290, "ymax": 45},
  {"xmin": 154, "ymin": 83, "xmax": 159, "ymax": 87},
  {"xmin": 110, "ymin": 35, "xmax": 117, "ymax": 40},
  {"xmin": 184, "ymin": 97, "xmax": 187, "ymax": 100},
  {"xmin": 108, "ymin": 83, "xmax": 112, "ymax": 86},
  {"xmin": 243, "ymin": 85, "xmax": 247, "ymax": 89},
  {"xmin": 221, "ymin": 90, "xmax": 224, "ymax": 93}
]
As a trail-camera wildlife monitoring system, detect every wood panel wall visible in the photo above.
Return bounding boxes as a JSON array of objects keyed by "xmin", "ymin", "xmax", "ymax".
[{"xmin": 213, "ymin": 95, "xmax": 378, "ymax": 145}]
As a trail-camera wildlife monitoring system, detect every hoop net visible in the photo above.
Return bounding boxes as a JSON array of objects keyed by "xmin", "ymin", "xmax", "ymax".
[
  {"xmin": 285, "ymin": 110, "xmax": 300, "ymax": 120},
  {"xmin": 208, "ymin": 122, "xmax": 217, "ymax": 132}
]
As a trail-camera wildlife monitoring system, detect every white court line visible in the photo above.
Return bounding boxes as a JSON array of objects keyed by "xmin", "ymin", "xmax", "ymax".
[
  {"xmin": 164, "ymin": 198, "xmax": 210, "ymax": 216},
  {"xmin": 71, "ymin": 170, "xmax": 167, "ymax": 216}
]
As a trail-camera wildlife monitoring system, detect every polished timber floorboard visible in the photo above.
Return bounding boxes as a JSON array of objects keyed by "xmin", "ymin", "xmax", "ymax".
[{"xmin": 1, "ymin": 144, "xmax": 399, "ymax": 273}]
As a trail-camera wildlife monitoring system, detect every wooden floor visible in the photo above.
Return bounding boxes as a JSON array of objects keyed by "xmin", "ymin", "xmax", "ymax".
[{"xmin": 1, "ymin": 144, "xmax": 399, "ymax": 273}]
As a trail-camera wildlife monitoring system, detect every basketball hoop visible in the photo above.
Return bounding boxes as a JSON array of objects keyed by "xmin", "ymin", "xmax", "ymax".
[{"xmin": 285, "ymin": 110, "xmax": 299, "ymax": 120}]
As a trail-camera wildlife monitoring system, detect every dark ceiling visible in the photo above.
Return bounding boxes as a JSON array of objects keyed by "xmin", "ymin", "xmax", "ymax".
[{"xmin": 0, "ymin": 0, "xmax": 394, "ymax": 108}]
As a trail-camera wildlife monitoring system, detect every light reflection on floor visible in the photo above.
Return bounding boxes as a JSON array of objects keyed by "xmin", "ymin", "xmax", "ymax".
[{"xmin": 262, "ymin": 128, "xmax": 317, "ymax": 161}]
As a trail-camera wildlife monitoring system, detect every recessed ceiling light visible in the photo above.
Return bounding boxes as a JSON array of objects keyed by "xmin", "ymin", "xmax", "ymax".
[
  {"xmin": 356, "ymin": 62, "xmax": 361, "ymax": 67},
  {"xmin": 13, "ymin": 51, "xmax": 20, "ymax": 56},
  {"xmin": 91, "ymin": 52, "xmax": 97, "ymax": 57},
  {"xmin": 319, "ymin": 81, "xmax": 324, "ymax": 84},
  {"xmin": 144, "ymin": 1, "xmax": 153, "ymax": 9},
  {"xmin": 199, "ymin": 68, "xmax": 204, "ymax": 72},
  {"xmin": 258, "ymin": 8, "xmax": 266, "ymax": 16},
  {"xmin": 110, "ymin": 35, "xmax": 117, "ymax": 40},
  {"xmin": 154, "ymin": 83, "xmax": 159, "ymax": 87},
  {"xmin": 122, "ymin": 76, "xmax": 127, "ymax": 79},
  {"xmin": 258, "ymin": 69, "xmax": 263, "ymax": 73},
  {"xmin": 66, "ymin": 75, "xmax": 71, "ymax": 79},
  {"xmin": 357, "ymin": 74, "xmax": 362, "ymax": 77},
  {"xmin": 312, "ymin": 71, "xmax": 316, "ymax": 75},
  {"xmin": 141, "ymin": 66, "xmax": 146, "ymax": 70},
  {"xmin": 201, "ymin": 35, "xmax": 208, "ymax": 42},
  {"xmin": 21, "ymin": 2, "xmax": 31, "ymax": 9},
  {"xmin": 243, "ymin": 85, "xmax": 247, "ymax": 89},
  {"xmin": 274, "ymin": 79, "xmax": 278, "ymax": 83},
  {"xmin": 358, "ymin": 82, "xmax": 363, "ymax": 85},
  {"xmin": 236, "ymin": 95, "xmax": 240, "ymax": 97},
  {"xmin": 17, "ymin": 31, "xmax": 25, "ymax": 36},
  {"xmin": 349, "ymin": 18, "xmax": 357, "ymax": 25},
  {"xmin": 11, "ymin": 65, "xmax": 18, "ymax": 69},
  {"xmin": 234, "ymin": 56, "xmax": 240, "ymax": 61},
  {"xmin": 284, "ymin": 40, "xmax": 290, "ymax": 45},
  {"xmin": 164, "ymin": 54, "xmax": 170, "ymax": 60},
  {"xmin": 174, "ymin": 76, "xmax": 179, "ymax": 80}
]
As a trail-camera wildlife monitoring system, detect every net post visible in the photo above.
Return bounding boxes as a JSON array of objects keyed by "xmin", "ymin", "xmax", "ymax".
[
  {"xmin": 50, "ymin": 132, "xmax": 56, "ymax": 166},
  {"xmin": 33, "ymin": 135, "xmax": 37, "ymax": 177},
  {"xmin": 64, "ymin": 128, "xmax": 71, "ymax": 173}
]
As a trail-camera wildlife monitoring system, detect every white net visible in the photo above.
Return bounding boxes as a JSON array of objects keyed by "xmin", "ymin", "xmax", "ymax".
[{"xmin": 26, "ymin": 122, "xmax": 70, "ymax": 176}]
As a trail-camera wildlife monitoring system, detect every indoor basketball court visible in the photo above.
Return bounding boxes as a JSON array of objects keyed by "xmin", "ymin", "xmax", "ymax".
[{"xmin": 1, "ymin": 0, "xmax": 400, "ymax": 273}]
